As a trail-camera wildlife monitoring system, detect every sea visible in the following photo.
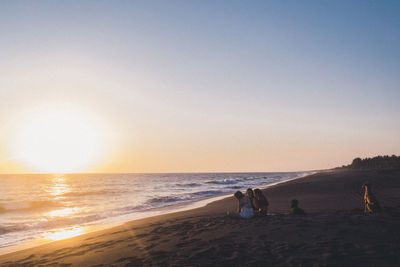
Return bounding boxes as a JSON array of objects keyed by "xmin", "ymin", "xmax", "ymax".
[{"xmin": 0, "ymin": 172, "xmax": 311, "ymax": 253}]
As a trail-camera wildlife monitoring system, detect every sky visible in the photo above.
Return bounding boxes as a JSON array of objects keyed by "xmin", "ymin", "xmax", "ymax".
[{"xmin": 0, "ymin": 0, "xmax": 399, "ymax": 173}]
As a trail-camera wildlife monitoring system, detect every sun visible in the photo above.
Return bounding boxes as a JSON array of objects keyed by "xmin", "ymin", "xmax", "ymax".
[{"xmin": 13, "ymin": 105, "xmax": 106, "ymax": 173}]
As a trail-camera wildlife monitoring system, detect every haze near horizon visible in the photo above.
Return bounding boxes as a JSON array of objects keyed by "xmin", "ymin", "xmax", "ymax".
[{"xmin": 0, "ymin": 1, "xmax": 399, "ymax": 173}]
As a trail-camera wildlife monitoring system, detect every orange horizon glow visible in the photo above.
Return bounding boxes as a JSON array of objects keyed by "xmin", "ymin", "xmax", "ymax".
[{"xmin": 2, "ymin": 102, "xmax": 397, "ymax": 174}]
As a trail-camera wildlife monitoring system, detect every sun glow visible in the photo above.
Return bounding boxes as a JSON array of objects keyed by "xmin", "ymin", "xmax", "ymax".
[{"xmin": 12, "ymin": 105, "xmax": 108, "ymax": 173}]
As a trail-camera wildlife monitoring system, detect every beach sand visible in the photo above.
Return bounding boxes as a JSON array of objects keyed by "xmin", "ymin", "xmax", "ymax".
[{"xmin": 1, "ymin": 169, "xmax": 400, "ymax": 266}]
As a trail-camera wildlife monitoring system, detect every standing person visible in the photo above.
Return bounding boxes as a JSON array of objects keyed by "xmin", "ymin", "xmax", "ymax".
[
  {"xmin": 253, "ymin": 188, "xmax": 269, "ymax": 215},
  {"xmin": 234, "ymin": 191, "xmax": 254, "ymax": 219}
]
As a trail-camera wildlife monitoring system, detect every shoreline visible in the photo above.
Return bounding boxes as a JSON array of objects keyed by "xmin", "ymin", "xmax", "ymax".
[
  {"xmin": 0, "ymin": 171, "xmax": 313, "ymax": 256},
  {"xmin": 1, "ymin": 169, "xmax": 399, "ymax": 266}
]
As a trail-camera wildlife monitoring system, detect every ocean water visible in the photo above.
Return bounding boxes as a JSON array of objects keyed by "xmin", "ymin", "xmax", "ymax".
[{"xmin": 0, "ymin": 172, "xmax": 310, "ymax": 251}]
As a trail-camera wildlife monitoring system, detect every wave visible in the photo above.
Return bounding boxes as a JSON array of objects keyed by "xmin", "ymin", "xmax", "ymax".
[
  {"xmin": 119, "ymin": 205, "xmax": 144, "ymax": 212},
  {"xmin": 205, "ymin": 179, "xmax": 239, "ymax": 185},
  {"xmin": 0, "ymin": 200, "xmax": 60, "ymax": 214},
  {"xmin": 191, "ymin": 190, "xmax": 225, "ymax": 197},
  {"xmin": 227, "ymin": 186, "xmax": 242, "ymax": 190},
  {"xmin": 145, "ymin": 190, "xmax": 226, "ymax": 206},
  {"xmin": 147, "ymin": 196, "xmax": 182, "ymax": 204},
  {"xmin": 59, "ymin": 189, "xmax": 130, "ymax": 197},
  {"xmin": 0, "ymin": 225, "xmax": 27, "ymax": 235},
  {"xmin": 0, "ymin": 214, "xmax": 105, "ymax": 236},
  {"xmin": 175, "ymin": 183, "xmax": 201, "ymax": 188},
  {"xmin": 34, "ymin": 214, "xmax": 104, "ymax": 230},
  {"xmin": 205, "ymin": 176, "xmax": 265, "ymax": 185}
]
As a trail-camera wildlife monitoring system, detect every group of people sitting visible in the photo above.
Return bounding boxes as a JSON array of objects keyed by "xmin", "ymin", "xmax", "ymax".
[
  {"xmin": 233, "ymin": 188, "xmax": 305, "ymax": 219},
  {"xmin": 234, "ymin": 188, "xmax": 268, "ymax": 218},
  {"xmin": 233, "ymin": 181, "xmax": 382, "ymax": 219}
]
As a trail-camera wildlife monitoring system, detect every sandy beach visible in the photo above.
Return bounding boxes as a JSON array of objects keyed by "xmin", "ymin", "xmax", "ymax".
[
  {"xmin": 1, "ymin": 169, "xmax": 400, "ymax": 266},
  {"xmin": 2, "ymin": 0, "xmax": 399, "ymax": 265}
]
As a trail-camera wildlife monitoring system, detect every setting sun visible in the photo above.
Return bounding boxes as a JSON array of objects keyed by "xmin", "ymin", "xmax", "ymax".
[{"xmin": 12, "ymin": 105, "xmax": 107, "ymax": 173}]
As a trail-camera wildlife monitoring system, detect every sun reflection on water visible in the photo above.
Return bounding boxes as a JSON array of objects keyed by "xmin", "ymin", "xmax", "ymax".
[
  {"xmin": 39, "ymin": 175, "xmax": 88, "ymax": 241},
  {"xmin": 47, "ymin": 174, "xmax": 70, "ymax": 199},
  {"xmin": 43, "ymin": 227, "xmax": 86, "ymax": 241},
  {"xmin": 46, "ymin": 207, "xmax": 80, "ymax": 217}
]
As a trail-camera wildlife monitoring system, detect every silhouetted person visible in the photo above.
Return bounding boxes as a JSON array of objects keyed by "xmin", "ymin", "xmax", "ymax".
[
  {"xmin": 363, "ymin": 182, "xmax": 381, "ymax": 214},
  {"xmin": 289, "ymin": 199, "xmax": 305, "ymax": 215},
  {"xmin": 253, "ymin": 188, "xmax": 269, "ymax": 215}
]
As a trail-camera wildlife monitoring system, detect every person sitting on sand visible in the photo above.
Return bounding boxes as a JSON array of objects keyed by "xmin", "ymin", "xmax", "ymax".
[
  {"xmin": 253, "ymin": 188, "xmax": 269, "ymax": 215},
  {"xmin": 289, "ymin": 199, "xmax": 305, "ymax": 215},
  {"xmin": 363, "ymin": 182, "xmax": 381, "ymax": 214},
  {"xmin": 234, "ymin": 191, "xmax": 254, "ymax": 219},
  {"xmin": 246, "ymin": 188, "xmax": 256, "ymax": 211}
]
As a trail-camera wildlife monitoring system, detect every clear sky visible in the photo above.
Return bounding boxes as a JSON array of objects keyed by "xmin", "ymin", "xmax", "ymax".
[{"xmin": 0, "ymin": 0, "xmax": 399, "ymax": 173}]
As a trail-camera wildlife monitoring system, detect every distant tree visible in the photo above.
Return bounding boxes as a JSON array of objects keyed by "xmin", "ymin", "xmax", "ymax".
[
  {"xmin": 351, "ymin": 158, "xmax": 362, "ymax": 169},
  {"xmin": 346, "ymin": 155, "xmax": 400, "ymax": 170}
]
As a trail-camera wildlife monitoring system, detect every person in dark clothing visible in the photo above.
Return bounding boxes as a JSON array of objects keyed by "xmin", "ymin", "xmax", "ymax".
[
  {"xmin": 289, "ymin": 199, "xmax": 305, "ymax": 215},
  {"xmin": 253, "ymin": 188, "xmax": 269, "ymax": 215}
]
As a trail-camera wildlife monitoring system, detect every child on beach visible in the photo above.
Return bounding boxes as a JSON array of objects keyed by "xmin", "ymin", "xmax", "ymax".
[
  {"xmin": 289, "ymin": 199, "xmax": 305, "ymax": 215},
  {"xmin": 253, "ymin": 188, "xmax": 269, "ymax": 215},
  {"xmin": 234, "ymin": 190, "xmax": 254, "ymax": 219}
]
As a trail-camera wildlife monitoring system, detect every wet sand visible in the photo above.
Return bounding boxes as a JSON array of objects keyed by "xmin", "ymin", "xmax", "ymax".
[{"xmin": 1, "ymin": 169, "xmax": 400, "ymax": 266}]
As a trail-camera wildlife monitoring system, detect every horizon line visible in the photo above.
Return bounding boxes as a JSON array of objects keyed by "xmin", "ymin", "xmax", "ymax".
[{"xmin": 0, "ymin": 169, "xmax": 323, "ymax": 175}]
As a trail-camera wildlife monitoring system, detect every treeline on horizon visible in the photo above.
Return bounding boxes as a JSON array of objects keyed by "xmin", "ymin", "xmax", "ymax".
[{"xmin": 341, "ymin": 155, "xmax": 400, "ymax": 170}]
